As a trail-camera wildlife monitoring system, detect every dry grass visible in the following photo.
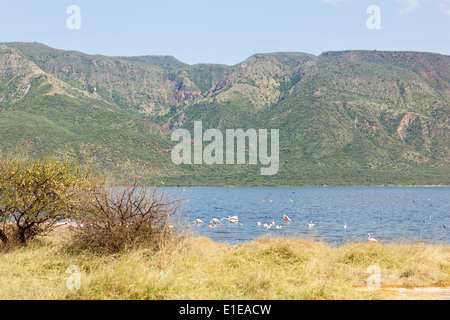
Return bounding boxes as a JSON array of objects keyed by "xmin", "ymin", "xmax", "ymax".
[{"xmin": 0, "ymin": 234, "xmax": 449, "ymax": 300}]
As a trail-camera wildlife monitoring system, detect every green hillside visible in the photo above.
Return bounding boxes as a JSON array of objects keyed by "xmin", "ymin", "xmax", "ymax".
[{"xmin": 0, "ymin": 42, "xmax": 448, "ymax": 186}]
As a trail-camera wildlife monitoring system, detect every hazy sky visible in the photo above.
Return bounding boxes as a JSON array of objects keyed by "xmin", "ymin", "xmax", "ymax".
[{"xmin": 0, "ymin": 0, "xmax": 449, "ymax": 65}]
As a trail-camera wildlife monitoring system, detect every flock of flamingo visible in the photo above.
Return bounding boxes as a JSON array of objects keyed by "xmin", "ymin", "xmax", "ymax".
[
  {"xmin": 192, "ymin": 214, "xmax": 379, "ymax": 242},
  {"xmin": 191, "ymin": 215, "xmax": 241, "ymax": 229}
]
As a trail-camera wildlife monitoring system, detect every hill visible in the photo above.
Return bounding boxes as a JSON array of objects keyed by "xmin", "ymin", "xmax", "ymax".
[{"xmin": 0, "ymin": 42, "xmax": 448, "ymax": 185}]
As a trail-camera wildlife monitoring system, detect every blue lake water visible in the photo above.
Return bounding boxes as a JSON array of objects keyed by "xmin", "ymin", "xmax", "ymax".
[{"xmin": 165, "ymin": 187, "xmax": 449, "ymax": 245}]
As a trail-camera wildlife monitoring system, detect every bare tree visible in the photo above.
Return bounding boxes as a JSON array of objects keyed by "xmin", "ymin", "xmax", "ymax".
[{"xmin": 70, "ymin": 183, "xmax": 181, "ymax": 254}]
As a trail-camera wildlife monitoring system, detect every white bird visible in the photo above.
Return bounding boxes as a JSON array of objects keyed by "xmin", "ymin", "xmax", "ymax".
[
  {"xmin": 263, "ymin": 223, "xmax": 270, "ymax": 229},
  {"xmin": 191, "ymin": 218, "xmax": 203, "ymax": 225},
  {"xmin": 275, "ymin": 225, "xmax": 283, "ymax": 229},
  {"xmin": 367, "ymin": 233, "xmax": 378, "ymax": 242},
  {"xmin": 343, "ymin": 223, "xmax": 347, "ymax": 229},
  {"xmin": 210, "ymin": 218, "xmax": 221, "ymax": 224},
  {"xmin": 257, "ymin": 221, "xmax": 262, "ymax": 226},
  {"xmin": 269, "ymin": 220, "xmax": 276, "ymax": 228},
  {"xmin": 222, "ymin": 216, "xmax": 239, "ymax": 223},
  {"xmin": 308, "ymin": 221, "xmax": 316, "ymax": 228}
]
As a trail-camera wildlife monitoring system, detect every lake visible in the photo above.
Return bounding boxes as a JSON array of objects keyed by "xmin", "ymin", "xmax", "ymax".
[{"xmin": 165, "ymin": 187, "xmax": 449, "ymax": 245}]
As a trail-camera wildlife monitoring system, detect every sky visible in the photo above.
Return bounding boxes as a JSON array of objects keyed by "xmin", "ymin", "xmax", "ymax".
[{"xmin": 0, "ymin": 0, "xmax": 449, "ymax": 65}]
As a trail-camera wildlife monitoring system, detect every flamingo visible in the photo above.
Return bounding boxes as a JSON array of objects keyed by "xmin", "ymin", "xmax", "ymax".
[
  {"xmin": 222, "ymin": 216, "xmax": 239, "ymax": 223},
  {"xmin": 263, "ymin": 223, "xmax": 270, "ymax": 229},
  {"xmin": 208, "ymin": 222, "xmax": 223, "ymax": 228},
  {"xmin": 283, "ymin": 214, "xmax": 291, "ymax": 221},
  {"xmin": 275, "ymin": 225, "xmax": 283, "ymax": 229},
  {"xmin": 269, "ymin": 220, "xmax": 276, "ymax": 228},
  {"xmin": 256, "ymin": 221, "xmax": 262, "ymax": 226},
  {"xmin": 191, "ymin": 218, "xmax": 203, "ymax": 225},
  {"xmin": 367, "ymin": 233, "xmax": 378, "ymax": 242},
  {"xmin": 343, "ymin": 223, "xmax": 347, "ymax": 229},
  {"xmin": 64, "ymin": 218, "xmax": 80, "ymax": 228},
  {"xmin": 210, "ymin": 218, "xmax": 221, "ymax": 225}
]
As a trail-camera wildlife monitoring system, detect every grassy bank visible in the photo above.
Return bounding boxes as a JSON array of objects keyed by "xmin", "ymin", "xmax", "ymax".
[{"xmin": 1, "ymin": 233, "xmax": 449, "ymax": 300}]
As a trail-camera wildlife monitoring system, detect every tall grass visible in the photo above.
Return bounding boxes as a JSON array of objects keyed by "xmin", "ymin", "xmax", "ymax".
[{"xmin": 1, "ymin": 234, "xmax": 448, "ymax": 300}]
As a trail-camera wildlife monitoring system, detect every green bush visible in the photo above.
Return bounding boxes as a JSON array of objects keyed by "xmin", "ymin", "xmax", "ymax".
[{"xmin": 0, "ymin": 151, "xmax": 99, "ymax": 245}]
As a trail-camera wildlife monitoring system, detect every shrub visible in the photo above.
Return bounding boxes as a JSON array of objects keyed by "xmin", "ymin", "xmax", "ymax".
[
  {"xmin": 0, "ymin": 151, "xmax": 100, "ymax": 245},
  {"xmin": 69, "ymin": 183, "xmax": 180, "ymax": 254}
]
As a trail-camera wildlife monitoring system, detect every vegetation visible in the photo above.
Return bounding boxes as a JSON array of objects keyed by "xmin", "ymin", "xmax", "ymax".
[
  {"xmin": 0, "ymin": 153, "xmax": 447, "ymax": 300},
  {"xmin": 70, "ymin": 183, "xmax": 181, "ymax": 254},
  {"xmin": 0, "ymin": 152, "xmax": 98, "ymax": 245},
  {"xmin": 0, "ymin": 44, "xmax": 447, "ymax": 301},
  {"xmin": 0, "ymin": 235, "xmax": 448, "ymax": 300},
  {"xmin": 0, "ymin": 152, "xmax": 179, "ymax": 252},
  {"xmin": 0, "ymin": 43, "xmax": 448, "ymax": 186}
]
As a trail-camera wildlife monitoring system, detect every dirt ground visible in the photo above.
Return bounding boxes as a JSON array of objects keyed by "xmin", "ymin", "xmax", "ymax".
[
  {"xmin": 381, "ymin": 287, "xmax": 450, "ymax": 300},
  {"xmin": 357, "ymin": 287, "xmax": 450, "ymax": 300}
]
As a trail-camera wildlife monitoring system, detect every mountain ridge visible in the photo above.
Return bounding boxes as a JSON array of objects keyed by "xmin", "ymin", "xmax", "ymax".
[{"xmin": 0, "ymin": 42, "xmax": 448, "ymax": 186}]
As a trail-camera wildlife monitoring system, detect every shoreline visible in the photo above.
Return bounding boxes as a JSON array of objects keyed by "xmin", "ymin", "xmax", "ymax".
[{"xmin": 186, "ymin": 233, "xmax": 450, "ymax": 247}]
